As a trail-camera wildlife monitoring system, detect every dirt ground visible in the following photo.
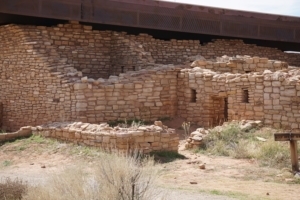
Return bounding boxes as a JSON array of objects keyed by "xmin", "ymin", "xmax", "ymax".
[{"xmin": 0, "ymin": 120, "xmax": 299, "ymax": 200}]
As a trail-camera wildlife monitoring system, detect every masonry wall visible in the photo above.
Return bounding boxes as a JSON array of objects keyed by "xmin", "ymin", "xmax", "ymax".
[
  {"xmin": 40, "ymin": 22, "xmax": 111, "ymax": 79},
  {"xmin": 33, "ymin": 122, "xmax": 179, "ymax": 153},
  {"xmin": 110, "ymin": 33, "xmax": 155, "ymax": 76},
  {"xmin": 2, "ymin": 21, "xmax": 300, "ymax": 132},
  {"xmin": 134, "ymin": 35, "xmax": 300, "ymax": 68},
  {"xmin": 178, "ymin": 56, "xmax": 300, "ymax": 130},
  {"xmin": 73, "ymin": 65, "xmax": 180, "ymax": 123},
  {"xmin": 0, "ymin": 24, "xmax": 76, "ymax": 131}
]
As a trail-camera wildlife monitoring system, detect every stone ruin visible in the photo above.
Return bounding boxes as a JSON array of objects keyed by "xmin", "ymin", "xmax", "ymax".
[{"xmin": 1, "ymin": 21, "xmax": 300, "ymax": 152}]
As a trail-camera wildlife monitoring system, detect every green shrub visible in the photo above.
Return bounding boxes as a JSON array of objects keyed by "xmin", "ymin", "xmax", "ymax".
[
  {"xmin": 199, "ymin": 122, "xmax": 296, "ymax": 169},
  {"xmin": 257, "ymin": 141, "xmax": 290, "ymax": 168}
]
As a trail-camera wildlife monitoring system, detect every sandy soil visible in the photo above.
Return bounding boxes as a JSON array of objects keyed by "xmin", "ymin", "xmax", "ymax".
[{"xmin": 0, "ymin": 119, "xmax": 299, "ymax": 200}]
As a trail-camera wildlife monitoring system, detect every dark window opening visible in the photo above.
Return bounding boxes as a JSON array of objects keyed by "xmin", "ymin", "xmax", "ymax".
[
  {"xmin": 121, "ymin": 66, "xmax": 124, "ymax": 73},
  {"xmin": 243, "ymin": 89, "xmax": 249, "ymax": 103},
  {"xmin": 245, "ymin": 71, "xmax": 251, "ymax": 73},
  {"xmin": 191, "ymin": 89, "xmax": 197, "ymax": 102},
  {"xmin": 224, "ymin": 98, "xmax": 228, "ymax": 121},
  {"xmin": 132, "ymin": 66, "xmax": 136, "ymax": 71},
  {"xmin": 53, "ymin": 98, "xmax": 60, "ymax": 103}
]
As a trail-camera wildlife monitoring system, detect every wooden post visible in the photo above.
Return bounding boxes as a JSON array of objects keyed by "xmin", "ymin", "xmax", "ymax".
[
  {"xmin": 274, "ymin": 133, "xmax": 300, "ymax": 172},
  {"xmin": 290, "ymin": 141, "xmax": 299, "ymax": 172}
]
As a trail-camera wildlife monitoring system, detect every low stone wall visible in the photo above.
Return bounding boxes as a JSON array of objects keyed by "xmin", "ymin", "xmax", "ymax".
[
  {"xmin": 33, "ymin": 122, "xmax": 179, "ymax": 153},
  {"xmin": 0, "ymin": 126, "xmax": 32, "ymax": 142}
]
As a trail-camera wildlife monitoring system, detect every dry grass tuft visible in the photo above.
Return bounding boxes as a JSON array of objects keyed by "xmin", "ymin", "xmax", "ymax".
[
  {"xmin": 24, "ymin": 151, "xmax": 161, "ymax": 200},
  {"xmin": 199, "ymin": 122, "xmax": 295, "ymax": 169},
  {"xmin": 0, "ymin": 177, "xmax": 28, "ymax": 200}
]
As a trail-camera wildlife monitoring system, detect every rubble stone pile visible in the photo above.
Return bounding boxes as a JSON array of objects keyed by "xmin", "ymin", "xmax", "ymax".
[{"xmin": 184, "ymin": 120, "xmax": 263, "ymax": 149}]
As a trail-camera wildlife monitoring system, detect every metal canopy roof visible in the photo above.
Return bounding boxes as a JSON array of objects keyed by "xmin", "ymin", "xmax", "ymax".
[{"xmin": 0, "ymin": 0, "xmax": 299, "ymax": 43}]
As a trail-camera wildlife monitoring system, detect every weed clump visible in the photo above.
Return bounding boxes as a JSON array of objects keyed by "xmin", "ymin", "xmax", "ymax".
[
  {"xmin": 0, "ymin": 177, "xmax": 28, "ymax": 200},
  {"xmin": 24, "ymin": 151, "xmax": 160, "ymax": 200},
  {"xmin": 199, "ymin": 122, "xmax": 294, "ymax": 169},
  {"xmin": 202, "ymin": 122, "xmax": 254, "ymax": 158}
]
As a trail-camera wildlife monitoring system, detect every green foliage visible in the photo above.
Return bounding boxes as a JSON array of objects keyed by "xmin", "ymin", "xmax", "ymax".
[
  {"xmin": 257, "ymin": 141, "xmax": 290, "ymax": 168},
  {"xmin": 108, "ymin": 118, "xmax": 148, "ymax": 127},
  {"xmin": 2, "ymin": 160, "xmax": 12, "ymax": 167},
  {"xmin": 28, "ymin": 135, "xmax": 47, "ymax": 144},
  {"xmin": 199, "ymin": 122, "xmax": 297, "ymax": 169},
  {"xmin": 202, "ymin": 122, "xmax": 254, "ymax": 158}
]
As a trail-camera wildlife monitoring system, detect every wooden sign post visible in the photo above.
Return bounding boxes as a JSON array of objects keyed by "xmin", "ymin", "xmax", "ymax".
[{"xmin": 274, "ymin": 133, "xmax": 300, "ymax": 172}]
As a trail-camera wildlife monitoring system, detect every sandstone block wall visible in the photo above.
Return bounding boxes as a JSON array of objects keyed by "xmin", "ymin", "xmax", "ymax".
[
  {"xmin": 1, "ymin": 21, "xmax": 300, "ymax": 132},
  {"xmin": 73, "ymin": 65, "xmax": 180, "ymax": 123},
  {"xmin": 178, "ymin": 56, "xmax": 300, "ymax": 130},
  {"xmin": 33, "ymin": 122, "xmax": 179, "ymax": 153},
  {"xmin": 0, "ymin": 24, "xmax": 75, "ymax": 131},
  {"xmin": 191, "ymin": 55, "xmax": 288, "ymax": 74},
  {"xmin": 199, "ymin": 39, "xmax": 300, "ymax": 67}
]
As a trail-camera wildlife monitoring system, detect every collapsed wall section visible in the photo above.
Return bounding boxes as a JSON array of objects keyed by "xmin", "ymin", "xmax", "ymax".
[{"xmin": 200, "ymin": 39, "xmax": 300, "ymax": 66}]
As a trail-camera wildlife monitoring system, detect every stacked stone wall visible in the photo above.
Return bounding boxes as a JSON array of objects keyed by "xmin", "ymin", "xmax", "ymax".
[
  {"xmin": 0, "ymin": 24, "xmax": 76, "ymax": 131},
  {"xmin": 2, "ymin": 21, "xmax": 300, "ymax": 132},
  {"xmin": 178, "ymin": 56, "xmax": 300, "ymax": 130},
  {"xmin": 199, "ymin": 39, "xmax": 300, "ymax": 66},
  {"xmin": 192, "ymin": 56, "xmax": 288, "ymax": 74},
  {"xmin": 33, "ymin": 122, "xmax": 179, "ymax": 153},
  {"xmin": 73, "ymin": 65, "xmax": 180, "ymax": 123},
  {"xmin": 135, "ymin": 34, "xmax": 201, "ymax": 65},
  {"xmin": 45, "ymin": 22, "xmax": 112, "ymax": 79},
  {"xmin": 110, "ymin": 32, "xmax": 155, "ymax": 76}
]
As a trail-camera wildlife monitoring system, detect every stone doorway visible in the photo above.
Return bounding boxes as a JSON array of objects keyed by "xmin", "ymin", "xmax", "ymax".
[{"xmin": 210, "ymin": 97, "xmax": 228, "ymax": 127}]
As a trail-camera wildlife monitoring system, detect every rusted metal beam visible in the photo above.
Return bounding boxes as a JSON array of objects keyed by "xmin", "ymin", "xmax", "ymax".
[{"xmin": 0, "ymin": 0, "xmax": 300, "ymax": 43}]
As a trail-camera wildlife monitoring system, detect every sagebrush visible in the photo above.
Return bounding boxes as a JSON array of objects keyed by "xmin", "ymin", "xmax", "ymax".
[
  {"xmin": 199, "ymin": 122, "xmax": 293, "ymax": 169},
  {"xmin": 24, "ymin": 151, "xmax": 161, "ymax": 200}
]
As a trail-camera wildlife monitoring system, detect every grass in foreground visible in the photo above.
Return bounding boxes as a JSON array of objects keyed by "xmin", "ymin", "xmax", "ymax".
[
  {"xmin": 198, "ymin": 122, "xmax": 296, "ymax": 169},
  {"xmin": 23, "ymin": 151, "xmax": 161, "ymax": 200}
]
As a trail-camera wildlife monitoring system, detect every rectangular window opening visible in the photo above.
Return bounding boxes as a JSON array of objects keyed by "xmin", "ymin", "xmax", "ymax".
[
  {"xmin": 121, "ymin": 66, "xmax": 124, "ymax": 73},
  {"xmin": 245, "ymin": 71, "xmax": 251, "ymax": 73},
  {"xmin": 243, "ymin": 89, "xmax": 249, "ymax": 103},
  {"xmin": 191, "ymin": 89, "xmax": 197, "ymax": 102}
]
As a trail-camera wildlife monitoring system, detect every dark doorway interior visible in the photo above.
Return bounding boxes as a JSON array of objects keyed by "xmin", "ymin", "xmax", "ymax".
[{"xmin": 211, "ymin": 97, "xmax": 228, "ymax": 127}]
